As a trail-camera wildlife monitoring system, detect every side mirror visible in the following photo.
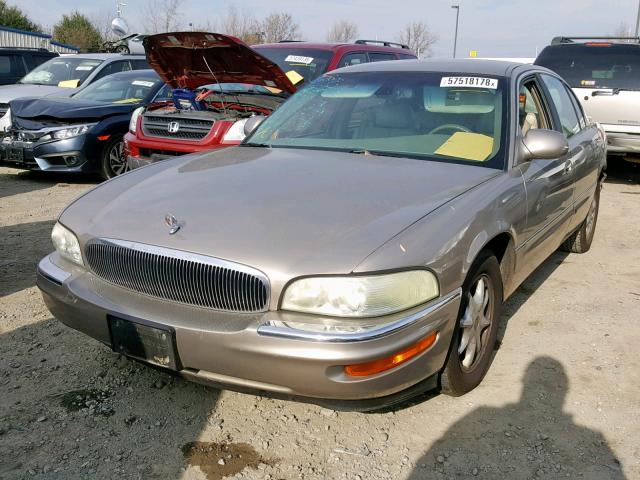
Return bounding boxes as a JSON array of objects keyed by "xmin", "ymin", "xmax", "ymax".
[
  {"xmin": 244, "ymin": 115, "xmax": 266, "ymax": 137},
  {"xmin": 521, "ymin": 129, "xmax": 569, "ymax": 161}
]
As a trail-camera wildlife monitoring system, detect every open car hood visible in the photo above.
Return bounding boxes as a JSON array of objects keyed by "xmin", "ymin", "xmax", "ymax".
[{"xmin": 143, "ymin": 32, "xmax": 297, "ymax": 94}]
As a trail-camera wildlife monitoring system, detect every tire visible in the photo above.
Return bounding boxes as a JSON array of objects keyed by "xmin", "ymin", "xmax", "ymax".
[
  {"xmin": 440, "ymin": 251, "xmax": 503, "ymax": 396},
  {"xmin": 560, "ymin": 185, "xmax": 600, "ymax": 254},
  {"xmin": 100, "ymin": 135, "xmax": 128, "ymax": 180},
  {"xmin": 116, "ymin": 45, "xmax": 130, "ymax": 54}
]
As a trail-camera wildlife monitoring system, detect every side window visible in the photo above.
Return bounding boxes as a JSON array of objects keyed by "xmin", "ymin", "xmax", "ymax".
[
  {"xmin": 338, "ymin": 52, "xmax": 368, "ymax": 68},
  {"xmin": 540, "ymin": 74, "xmax": 581, "ymax": 138},
  {"xmin": 368, "ymin": 52, "xmax": 396, "ymax": 63},
  {"xmin": 518, "ymin": 79, "xmax": 549, "ymax": 136},
  {"xmin": 25, "ymin": 54, "xmax": 53, "ymax": 71},
  {"xmin": 0, "ymin": 55, "xmax": 20, "ymax": 77},
  {"xmin": 132, "ymin": 59, "xmax": 150, "ymax": 70},
  {"xmin": 94, "ymin": 61, "xmax": 131, "ymax": 81},
  {"xmin": 397, "ymin": 54, "xmax": 417, "ymax": 60},
  {"xmin": 565, "ymin": 85, "xmax": 587, "ymax": 129}
]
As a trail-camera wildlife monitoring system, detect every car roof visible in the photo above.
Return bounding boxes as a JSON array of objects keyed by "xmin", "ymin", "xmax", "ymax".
[
  {"xmin": 102, "ymin": 69, "xmax": 160, "ymax": 80},
  {"xmin": 61, "ymin": 53, "xmax": 147, "ymax": 61},
  {"xmin": 333, "ymin": 58, "xmax": 539, "ymax": 76},
  {"xmin": 255, "ymin": 42, "xmax": 411, "ymax": 53}
]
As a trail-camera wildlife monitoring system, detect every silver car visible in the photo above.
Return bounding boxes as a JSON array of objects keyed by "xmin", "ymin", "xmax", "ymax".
[{"xmin": 37, "ymin": 60, "xmax": 606, "ymax": 409}]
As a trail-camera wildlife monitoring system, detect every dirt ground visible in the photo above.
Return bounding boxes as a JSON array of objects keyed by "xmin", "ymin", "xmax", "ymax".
[{"xmin": 1, "ymin": 160, "xmax": 639, "ymax": 480}]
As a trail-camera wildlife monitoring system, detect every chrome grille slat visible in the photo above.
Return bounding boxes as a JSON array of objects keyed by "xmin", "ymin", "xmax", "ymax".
[{"xmin": 85, "ymin": 240, "xmax": 268, "ymax": 313}]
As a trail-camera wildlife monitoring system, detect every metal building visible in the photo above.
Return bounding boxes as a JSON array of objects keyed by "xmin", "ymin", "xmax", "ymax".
[{"xmin": 0, "ymin": 26, "xmax": 80, "ymax": 53}]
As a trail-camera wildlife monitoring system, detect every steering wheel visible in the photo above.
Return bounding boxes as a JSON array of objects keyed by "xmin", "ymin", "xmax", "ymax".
[{"xmin": 428, "ymin": 124, "xmax": 472, "ymax": 135}]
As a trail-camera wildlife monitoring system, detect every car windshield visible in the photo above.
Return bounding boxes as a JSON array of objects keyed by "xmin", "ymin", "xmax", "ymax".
[
  {"xmin": 253, "ymin": 47, "xmax": 333, "ymax": 83},
  {"xmin": 536, "ymin": 44, "xmax": 640, "ymax": 90},
  {"xmin": 246, "ymin": 71, "xmax": 508, "ymax": 168},
  {"xmin": 73, "ymin": 75, "xmax": 161, "ymax": 103},
  {"xmin": 20, "ymin": 57, "xmax": 103, "ymax": 87}
]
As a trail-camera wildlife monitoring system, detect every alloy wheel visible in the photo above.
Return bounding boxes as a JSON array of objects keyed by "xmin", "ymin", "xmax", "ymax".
[
  {"xmin": 458, "ymin": 274, "xmax": 494, "ymax": 371},
  {"xmin": 108, "ymin": 141, "xmax": 129, "ymax": 176}
]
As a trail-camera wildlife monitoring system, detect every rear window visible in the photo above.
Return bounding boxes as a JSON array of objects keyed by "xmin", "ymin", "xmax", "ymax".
[
  {"xmin": 536, "ymin": 44, "xmax": 640, "ymax": 90},
  {"xmin": 253, "ymin": 47, "xmax": 333, "ymax": 83}
]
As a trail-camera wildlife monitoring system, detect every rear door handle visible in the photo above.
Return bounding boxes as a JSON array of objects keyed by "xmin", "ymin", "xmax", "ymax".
[{"xmin": 563, "ymin": 161, "xmax": 573, "ymax": 175}]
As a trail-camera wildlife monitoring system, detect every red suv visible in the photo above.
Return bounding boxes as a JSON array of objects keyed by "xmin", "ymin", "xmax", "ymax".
[{"xmin": 125, "ymin": 35, "xmax": 416, "ymax": 170}]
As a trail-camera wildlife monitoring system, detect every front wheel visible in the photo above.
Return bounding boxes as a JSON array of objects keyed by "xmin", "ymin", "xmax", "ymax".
[
  {"xmin": 100, "ymin": 135, "xmax": 129, "ymax": 180},
  {"xmin": 440, "ymin": 252, "xmax": 503, "ymax": 396},
  {"xmin": 560, "ymin": 185, "xmax": 600, "ymax": 254}
]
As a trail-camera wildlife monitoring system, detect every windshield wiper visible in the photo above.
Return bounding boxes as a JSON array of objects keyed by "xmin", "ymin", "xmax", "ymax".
[
  {"xmin": 348, "ymin": 148, "xmax": 404, "ymax": 158},
  {"xmin": 240, "ymin": 142, "xmax": 271, "ymax": 148}
]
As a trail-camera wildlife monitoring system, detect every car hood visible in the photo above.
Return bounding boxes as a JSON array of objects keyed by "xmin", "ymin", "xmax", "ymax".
[
  {"xmin": 0, "ymin": 84, "xmax": 76, "ymax": 103},
  {"xmin": 61, "ymin": 147, "xmax": 499, "ymax": 285},
  {"xmin": 143, "ymin": 31, "xmax": 296, "ymax": 94},
  {"xmin": 9, "ymin": 97, "xmax": 139, "ymax": 124}
]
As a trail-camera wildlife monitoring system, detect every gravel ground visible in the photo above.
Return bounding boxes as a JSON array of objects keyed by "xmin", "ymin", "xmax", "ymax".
[{"xmin": 1, "ymin": 160, "xmax": 639, "ymax": 480}]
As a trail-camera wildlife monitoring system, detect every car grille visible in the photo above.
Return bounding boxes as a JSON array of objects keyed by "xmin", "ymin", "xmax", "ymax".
[
  {"xmin": 141, "ymin": 115, "xmax": 214, "ymax": 141},
  {"xmin": 85, "ymin": 239, "xmax": 269, "ymax": 313}
]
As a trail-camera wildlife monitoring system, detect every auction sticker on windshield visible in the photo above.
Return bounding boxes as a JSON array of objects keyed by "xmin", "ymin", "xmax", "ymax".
[
  {"xmin": 440, "ymin": 77, "xmax": 498, "ymax": 89},
  {"xmin": 285, "ymin": 55, "xmax": 314, "ymax": 65}
]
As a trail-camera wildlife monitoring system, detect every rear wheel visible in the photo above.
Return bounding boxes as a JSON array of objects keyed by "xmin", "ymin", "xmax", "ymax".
[
  {"xmin": 100, "ymin": 135, "xmax": 128, "ymax": 180},
  {"xmin": 116, "ymin": 45, "xmax": 130, "ymax": 54},
  {"xmin": 560, "ymin": 185, "xmax": 600, "ymax": 254},
  {"xmin": 441, "ymin": 252, "xmax": 503, "ymax": 396}
]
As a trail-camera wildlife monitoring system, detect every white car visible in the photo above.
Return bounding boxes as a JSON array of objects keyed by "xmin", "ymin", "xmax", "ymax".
[
  {"xmin": 0, "ymin": 53, "xmax": 148, "ymax": 131},
  {"xmin": 536, "ymin": 37, "xmax": 640, "ymax": 158}
]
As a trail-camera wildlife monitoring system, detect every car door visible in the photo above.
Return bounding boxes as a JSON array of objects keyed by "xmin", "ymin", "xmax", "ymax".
[
  {"xmin": 513, "ymin": 75, "xmax": 576, "ymax": 281},
  {"xmin": 538, "ymin": 74, "xmax": 598, "ymax": 234}
]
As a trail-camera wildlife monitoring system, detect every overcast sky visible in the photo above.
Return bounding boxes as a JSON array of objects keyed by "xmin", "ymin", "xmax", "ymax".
[{"xmin": 17, "ymin": 0, "xmax": 640, "ymax": 58}]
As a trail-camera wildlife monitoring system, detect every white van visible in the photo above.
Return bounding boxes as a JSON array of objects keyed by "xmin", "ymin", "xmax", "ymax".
[{"xmin": 536, "ymin": 37, "xmax": 640, "ymax": 158}]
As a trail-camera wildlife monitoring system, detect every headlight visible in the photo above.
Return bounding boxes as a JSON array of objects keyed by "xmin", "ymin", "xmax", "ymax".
[
  {"xmin": 129, "ymin": 106, "xmax": 144, "ymax": 133},
  {"xmin": 222, "ymin": 118, "xmax": 249, "ymax": 142},
  {"xmin": 51, "ymin": 124, "xmax": 95, "ymax": 140},
  {"xmin": 51, "ymin": 222, "xmax": 83, "ymax": 266},
  {"xmin": 281, "ymin": 270, "xmax": 439, "ymax": 318}
]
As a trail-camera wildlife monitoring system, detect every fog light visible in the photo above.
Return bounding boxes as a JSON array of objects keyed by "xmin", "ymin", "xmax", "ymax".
[
  {"xmin": 344, "ymin": 332, "xmax": 438, "ymax": 377},
  {"xmin": 64, "ymin": 155, "xmax": 80, "ymax": 167}
]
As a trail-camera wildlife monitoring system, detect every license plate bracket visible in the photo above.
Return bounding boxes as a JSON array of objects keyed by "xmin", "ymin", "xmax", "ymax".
[
  {"xmin": 7, "ymin": 147, "xmax": 23, "ymax": 162},
  {"xmin": 108, "ymin": 315, "xmax": 180, "ymax": 371}
]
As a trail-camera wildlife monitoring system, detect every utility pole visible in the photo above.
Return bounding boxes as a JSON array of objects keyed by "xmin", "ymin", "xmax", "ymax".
[{"xmin": 452, "ymin": 5, "xmax": 460, "ymax": 58}]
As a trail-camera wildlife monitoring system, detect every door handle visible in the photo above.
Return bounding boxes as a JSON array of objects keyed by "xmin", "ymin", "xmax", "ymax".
[{"xmin": 563, "ymin": 161, "xmax": 573, "ymax": 175}]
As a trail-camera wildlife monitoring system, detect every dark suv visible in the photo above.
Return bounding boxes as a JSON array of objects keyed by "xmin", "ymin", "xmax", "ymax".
[{"xmin": 0, "ymin": 47, "xmax": 58, "ymax": 85}]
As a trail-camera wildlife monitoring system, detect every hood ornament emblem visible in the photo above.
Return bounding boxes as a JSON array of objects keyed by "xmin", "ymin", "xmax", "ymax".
[
  {"xmin": 167, "ymin": 121, "xmax": 180, "ymax": 133},
  {"xmin": 164, "ymin": 214, "xmax": 181, "ymax": 234}
]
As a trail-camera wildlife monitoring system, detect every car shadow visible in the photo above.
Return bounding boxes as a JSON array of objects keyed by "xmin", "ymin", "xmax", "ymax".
[
  {"xmin": 406, "ymin": 356, "xmax": 627, "ymax": 479},
  {"xmin": 604, "ymin": 157, "xmax": 640, "ymax": 185},
  {"xmin": 0, "ymin": 220, "xmax": 57, "ymax": 298},
  {"xmin": 0, "ymin": 169, "xmax": 99, "ymax": 199}
]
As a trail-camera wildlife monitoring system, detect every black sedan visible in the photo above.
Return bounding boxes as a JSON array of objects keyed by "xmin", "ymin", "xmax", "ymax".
[{"xmin": 1, "ymin": 70, "xmax": 169, "ymax": 179}]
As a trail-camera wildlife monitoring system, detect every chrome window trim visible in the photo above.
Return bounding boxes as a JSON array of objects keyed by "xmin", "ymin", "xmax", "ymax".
[
  {"xmin": 86, "ymin": 238, "xmax": 271, "ymax": 312},
  {"xmin": 257, "ymin": 288, "xmax": 461, "ymax": 342}
]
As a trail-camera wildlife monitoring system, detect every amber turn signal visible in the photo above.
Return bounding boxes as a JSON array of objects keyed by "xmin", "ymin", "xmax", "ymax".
[
  {"xmin": 344, "ymin": 332, "xmax": 438, "ymax": 377},
  {"xmin": 97, "ymin": 135, "xmax": 111, "ymax": 141}
]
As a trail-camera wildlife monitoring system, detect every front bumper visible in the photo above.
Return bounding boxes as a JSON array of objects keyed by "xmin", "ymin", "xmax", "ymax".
[
  {"xmin": 0, "ymin": 134, "xmax": 91, "ymax": 172},
  {"xmin": 37, "ymin": 253, "xmax": 460, "ymax": 406},
  {"xmin": 602, "ymin": 128, "xmax": 640, "ymax": 154}
]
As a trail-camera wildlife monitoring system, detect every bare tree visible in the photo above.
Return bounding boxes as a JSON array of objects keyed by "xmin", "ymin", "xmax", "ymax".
[
  {"xmin": 398, "ymin": 21, "xmax": 436, "ymax": 58},
  {"xmin": 91, "ymin": 9, "xmax": 119, "ymax": 42},
  {"xmin": 219, "ymin": 6, "xmax": 262, "ymax": 44},
  {"xmin": 261, "ymin": 13, "xmax": 300, "ymax": 43},
  {"xmin": 326, "ymin": 20, "xmax": 358, "ymax": 43},
  {"xmin": 142, "ymin": 0, "xmax": 183, "ymax": 34}
]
